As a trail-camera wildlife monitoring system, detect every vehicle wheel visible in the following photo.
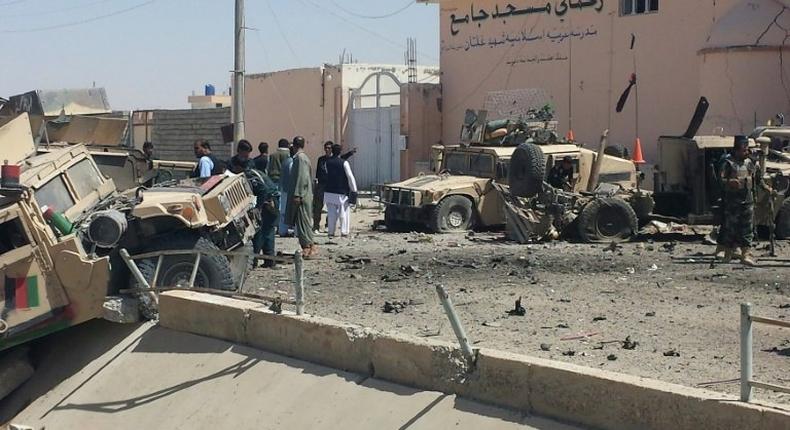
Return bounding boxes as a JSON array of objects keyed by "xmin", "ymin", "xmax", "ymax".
[
  {"xmin": 133, "ymin": 235, "xmax": 236, "ymax": 291},
  {"xmin": 577, "ymin": 197, "xmax": 638, "ymax": 243},
  {"xmin": 430, "ymin": 195, "xmax": 474, "ymax": 233},
  {"xmin": 776, "ymin": 197, "xmax": 790, "ymax": 239},
  {"xmin": 604, "ymin": 144, "xmax": 630, "ymax": 159},
  {"xmin": 509, "ymin": 143, "xmax": 546, "ymax": 198}
]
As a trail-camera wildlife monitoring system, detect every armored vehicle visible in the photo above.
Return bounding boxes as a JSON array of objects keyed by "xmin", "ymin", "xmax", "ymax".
[
  {"xmin": 652, "ymin": 98, "xmax": 790, "ymax": 238},
  {"xmin": 0, "ymin": 113, "xmax": 258, "ymax": 354},
  {"xmin": 380, "ymin": 110, "xmax": 637, "ymax": 233}
]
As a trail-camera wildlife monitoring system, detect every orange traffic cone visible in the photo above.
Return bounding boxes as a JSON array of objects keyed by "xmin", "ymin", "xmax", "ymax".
[
  {"xmin": 632, "ymin": 137, "xmax": 646, "ymax": 164},
  {"xmin": 566, "ymin": 129, "xmax": 575, "ymax": 141}
]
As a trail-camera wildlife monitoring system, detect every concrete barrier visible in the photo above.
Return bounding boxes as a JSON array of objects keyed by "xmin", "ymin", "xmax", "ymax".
[{"xmin": 159, "ymin": 291, "xmax": 790, "ymax": 430}]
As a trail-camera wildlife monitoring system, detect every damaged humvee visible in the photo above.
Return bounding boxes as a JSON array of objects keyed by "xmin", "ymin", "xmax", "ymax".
[
  {"xmin": 379, "ymin": 108, "xmax": 638, "ymax": 233},
  {"xmin": 0, "ymin": 112, "xmax": 259, "ymax": 355}
]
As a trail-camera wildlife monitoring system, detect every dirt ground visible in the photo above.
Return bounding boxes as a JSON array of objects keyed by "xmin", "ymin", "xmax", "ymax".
[{"xmin": 247, "ymin": 199, "xmax": 790, "ymax": 406}]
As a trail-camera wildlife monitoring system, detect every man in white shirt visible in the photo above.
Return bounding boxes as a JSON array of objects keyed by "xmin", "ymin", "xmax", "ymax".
[{"xmin": 323, "ymin": 143, "xmax": 358, "ymax": 238}]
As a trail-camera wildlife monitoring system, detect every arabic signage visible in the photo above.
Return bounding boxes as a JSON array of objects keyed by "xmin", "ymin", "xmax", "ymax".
[
  {"xmin": 442, "ymin": 25, "xmax": 599, "ymax": 52},
  {"xmin": 449, "ymin": 0, "xmax": 605, "ymax": 36}
]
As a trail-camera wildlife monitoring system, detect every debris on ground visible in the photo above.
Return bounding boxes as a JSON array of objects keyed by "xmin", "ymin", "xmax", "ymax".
[
  {"xmin": 407, "ymin": 233, "xmax": 433, "ymax": 243},
  {"xmin": 663, "ymin": 349, "xmax": 681, "ymax": 357},
  {"xmin": 592, "ymin": 316, "xmax": 607, "ymax": 322},
  {"xmin": 779, "ymin": 304, "xmax": 790, "ymax": 309},
  {"xmin": 645, "ymin": 311, "xmax": 656, "ymax": 317},
  {"xmin": 337, "ymin": 255, "xmax": 372, "ymax": 265},
  {"xmin": 507, "ymin": 297, "xmax": 527, "ymax": 316},
  {"xmin": 382, "ymin": 301, "xmax": 409, "ymax": 313},
  {"xmin": 482, "ymin": 321, "xmax": 502, "ymax": 328},
  {"xmin": 269, "ymin": 297, "xmax": 283, "ymax": 314},
  {"xmin": 400, "ymin": 265, "xmax": 420, "ymax": 275},
  {"xmin": 607, "ymin": 354, "xmax": 618, "ymax": 361},
  {"xmin": 540, "ymin": 343, "xmax": 552, "ymax": 351},
  {"xmin": 562, "ymin": 350, "xmax": 577, "ymax": 357},
  {"xmin": 560, "ymin": 332, "xmax": 599, "ymax": 341},
  {"xmin": 622, "ymin": 336, "xmax": 639, "ymax": 350}
]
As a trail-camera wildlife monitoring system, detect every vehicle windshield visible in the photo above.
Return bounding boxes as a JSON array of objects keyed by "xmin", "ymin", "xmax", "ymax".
[{"xmin": 442, "ymin": 151, "xmax": 496, "ymax": 178}]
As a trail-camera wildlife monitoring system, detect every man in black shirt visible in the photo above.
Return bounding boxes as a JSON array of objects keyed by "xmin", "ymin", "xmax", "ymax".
[
  {"xmin": 313, "ymin": 141, "xmax": 333, "ymax": 232},
  {"xmin": 547, "ymin": 155, "xmax": 575, "ymax": 191},
  {"xmin": 254, "ymin": 142, "xmax": 269, "ymax": 174}
]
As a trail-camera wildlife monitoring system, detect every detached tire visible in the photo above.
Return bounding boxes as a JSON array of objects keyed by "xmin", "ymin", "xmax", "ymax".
[
  {"xmin": 577, "ymin": 198, "xmax": 638, "ymax": 243},
  {"xmin": 776, "ymin": 197, "xmax": 790, "ymax": 239},
  {"xmin": 134, "ymin": 235, "xmax": 236, "ymax": 291},
  {"xmin": 509, "ymin": 143, "xmax": 546, "ymax": 198},
  {"xmin": 604, "ymin": 144, "xmax": 630, "ymax": 159},
  {"xmin": 430, "ymin": 195, "xmax": 474, "ymax": 233}
]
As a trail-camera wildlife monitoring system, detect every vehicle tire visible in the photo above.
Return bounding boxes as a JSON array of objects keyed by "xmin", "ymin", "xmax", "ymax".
[
  {"xmin": 577, "ymin": 197, "xmax": 638, "ymax": 243},
  {"xmin": 776, "ymin": 197, "xmax": 790, "ymax": 240},
  {"xmin": 133, "ymin": 235, "xmax": 236, "ymax": 291},
  {"xmin": 430, "ymin": 195, "xmax": 474, "ymax": 233},
  {"xmin": 509, "ymin": 143, "xmax": 546, "ymax": 198},
  {"xmin": 604, "ymin": 144, "xmax": 630, "ymax": 159}
]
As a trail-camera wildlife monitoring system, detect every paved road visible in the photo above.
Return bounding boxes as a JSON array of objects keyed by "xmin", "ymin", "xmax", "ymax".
[{"xmin": 8, "ymin": 322, "xmax": 581, "ymax": 429}]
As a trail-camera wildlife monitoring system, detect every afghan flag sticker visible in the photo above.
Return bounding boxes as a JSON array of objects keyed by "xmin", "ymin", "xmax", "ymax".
[{"xmin": 4, "ymin": 276, "xmax": 40, "ymax": 309}]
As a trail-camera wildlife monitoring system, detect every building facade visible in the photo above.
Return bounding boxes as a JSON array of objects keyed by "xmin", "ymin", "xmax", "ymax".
[{"xmin": 429, "ymin": 0, "xmax": 790, "ymax": 171}]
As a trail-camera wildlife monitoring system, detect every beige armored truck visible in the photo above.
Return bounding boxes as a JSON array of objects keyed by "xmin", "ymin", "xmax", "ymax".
[
  {"xmin": 381, "ymin": 141, "xmax": 637, "ymax": 233},
  {"xmin": 0, "ymin": 113, "xmax": 258, "ymax": 355}
]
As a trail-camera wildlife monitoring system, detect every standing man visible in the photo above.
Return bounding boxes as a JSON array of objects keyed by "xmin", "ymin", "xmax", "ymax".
[
  {"xmin": 268, "ymin": 139, "xmax": 292, "ymax": 236},
  {"xmin": 228, "ymin": 157, "xmax": 279, "ymax": 269},
  {"xmin": 324, "ymin": 143, "xmax": 358, "ymax": 238},
  {"xmin": 313, "ymin": 141, "xmax": 333, "ymax": 232},
  {"xmin": 286, "ymin": 136, "xmax": 316, "ymax": 257},
  {"xmin": 192, "ymin": 139, "xmax": 225, "ymax": 178},
  {"xmin": 230, "ymin": 140, "xmax": 254, "ymax": 170},
  {"xmin": 718, "ymin": 136, "xmax": 760, "ymax": 266},
  {"xmin": 254, "ymin": 142, "xmax": 269, "ymax": 174},
  {"xmin": 143, "ymin": 141, "xmax": 155, "ymax": 169}
]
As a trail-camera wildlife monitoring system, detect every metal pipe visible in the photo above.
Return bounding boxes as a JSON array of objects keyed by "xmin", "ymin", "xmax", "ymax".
[
  {"xmin": 188, "ymin": 252, "xmax": 201, "ymax": 288},
  {"xmin": 120, "ymin": 248, "xmax": 150, "ymax": 289},
  {"xmin": 751, "ymin": 315, "xmax": 790, "ymax": 328},
  {"xmin": 750, "ymin": 380, "xmax": 790, "ymax": 395},
  {"xmin": 151, "ymin": 254, "xmax": 164, "ymax": 288},
  {"xmin": 294, "ymin": 250, "xmax": 305, "ymax": 315},
  {"xmin": 740, "ymin": 303, "xmax": 753, "ymax": 402},
  {"xmin": 587, "ymin": 129, "xmax": 609, "ymax": 192},
  {"xmin": 435, "ymin": 285, "xmax": 475, "ymax": 366}
]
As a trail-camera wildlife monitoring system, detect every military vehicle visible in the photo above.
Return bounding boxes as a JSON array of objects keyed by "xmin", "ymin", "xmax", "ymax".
[
  {"xmin": 652, "ymin": 97, "xmax": 790, "ymax": 238},
  {"xmin": 0, "ymin": 113, "xmax": 259, "ymax": 356},
  {"xmin": 380, "ymin": 109, "xmax": 637, "ymax": 233}
]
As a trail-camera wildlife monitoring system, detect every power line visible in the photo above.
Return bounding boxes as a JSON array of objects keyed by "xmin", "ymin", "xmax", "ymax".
[
  {"xmin": 0, "ymin": 0, "xmax": 118, "ymax": 18},
  {"xmin": 329, "ymin": 0, "xmax": 413, "ymax": 19},
  {"xmin": 0, "ymin": 0, "xmax": 29, "ymax": 7},
  {"xmin": 1, "ymin": 0, "xmax": 159, "ymax": 33},
  {"xmin": 297, "ymin": 0, "xmax": 437, "ymax": 62},
  {"xmin": 265, "ymin": 0, "xmax": 301, "ymax": 65}
]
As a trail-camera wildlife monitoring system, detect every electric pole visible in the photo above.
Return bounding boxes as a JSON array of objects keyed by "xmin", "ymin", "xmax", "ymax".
[{"xmin": 233, "ymin": 0, "xmax": 246, "ymax": 146}]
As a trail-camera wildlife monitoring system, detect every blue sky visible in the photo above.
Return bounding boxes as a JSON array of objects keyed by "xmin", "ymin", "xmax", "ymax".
[{"xmin": 1, "ymin": 0, "xmax": 439, "ymax": 110}]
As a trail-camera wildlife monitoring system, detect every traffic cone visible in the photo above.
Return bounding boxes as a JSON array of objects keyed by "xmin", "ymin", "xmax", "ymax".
[
  {"xmin": 632, "ymin": 137, "xmax": 646, "ymax": 164},
  {"xmin": 566, "ymin": 129, "xmax": 575, "ymax": 141}
]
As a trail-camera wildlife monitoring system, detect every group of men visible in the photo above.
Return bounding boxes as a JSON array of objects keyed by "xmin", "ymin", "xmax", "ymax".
[{"xmin": 189, "ymin": 136, "xmax": 358, "ymax": 264}]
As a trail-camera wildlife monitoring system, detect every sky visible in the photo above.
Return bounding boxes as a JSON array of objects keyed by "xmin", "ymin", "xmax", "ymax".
[{"xmin": 1, "ymin": 0, "xmax": 439, "ymax": 110}]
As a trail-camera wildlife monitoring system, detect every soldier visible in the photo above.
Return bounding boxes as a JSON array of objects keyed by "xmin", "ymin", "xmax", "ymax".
[
  {"xmin": 717, "ymin": 136, "xmax": 759, "ymax": 265},
  {"xmin": 547, "ymin": 156, "xmax": 576, "ymax": 191}
]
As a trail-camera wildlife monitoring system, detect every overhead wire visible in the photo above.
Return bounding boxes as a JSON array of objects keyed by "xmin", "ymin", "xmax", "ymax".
[
  {"xmin": 0, "ymin": 0, "xmax": 28, "ymax": 7},
  {"xmin": 297, "ymin": 0, "xmax": 438, "ymax": 62},
  {"xmin": 1, "ymin": 0, "xmax": 159, "ymax": 33},
  {"xmin": 265, "ymin": 0, "xmax": 302, "ymax": 65},
  {"xmin": 329, "ymin": 0, "xmax": 413, "ymax": 19},
  {"xmin": 0, "ymin": 0, "xmax": 119, "ymax": 18}
]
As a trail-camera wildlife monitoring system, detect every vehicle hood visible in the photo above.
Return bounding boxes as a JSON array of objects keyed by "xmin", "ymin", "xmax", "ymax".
[{"xmin": 388, "ymin": 174, "xmax": 491, "ymax": 191}]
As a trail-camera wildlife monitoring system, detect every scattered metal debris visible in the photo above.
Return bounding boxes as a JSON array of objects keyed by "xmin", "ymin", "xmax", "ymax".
[{"xmin": 507, "ymin": 297, "xmax": 526, "ymax": 316}]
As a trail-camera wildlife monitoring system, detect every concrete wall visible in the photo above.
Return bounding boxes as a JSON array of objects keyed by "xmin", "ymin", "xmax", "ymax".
[
  {"xmin": 436, "ymin": 0, "xmax": 790, "ymax": 167},
  {"xmin": 159, "ymin": 291, "xmax": 790, "ymax": 430},
  {"xmin": 150, "ymin": 108, "xmax": 232, "ymax": 161},
  {"xmin": 400, "ymin": 83, "xmax": 443, "ymax": 178}
]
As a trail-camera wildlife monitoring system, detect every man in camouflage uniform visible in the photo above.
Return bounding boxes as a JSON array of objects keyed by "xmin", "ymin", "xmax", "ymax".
[
  {"xmin": 229, "ymin": 157, "xmax": 280, "ymax": 268},
  {"xmin": 717, "ymin": 136, "xmax": 758, "ymax": 266}
]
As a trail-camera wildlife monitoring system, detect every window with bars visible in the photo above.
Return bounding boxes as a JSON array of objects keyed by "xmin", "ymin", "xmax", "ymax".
[{"xmin": 621, "ymin": 0, "xmax": 659, "ymax": 16}]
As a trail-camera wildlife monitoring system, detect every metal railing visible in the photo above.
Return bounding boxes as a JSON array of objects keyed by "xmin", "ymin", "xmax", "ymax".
[
  {"xmin": 740, "ymin": 302, "xmax": 790, "ymax": 401},
  {"xmin": 119, "ymin": 248, "xmax": 305, "ymax": 315}
]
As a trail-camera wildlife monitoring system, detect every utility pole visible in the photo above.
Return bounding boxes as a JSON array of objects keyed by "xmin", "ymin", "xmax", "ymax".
[{"xmin": 233, "ymin": 0, "xmax": 246, "ymax": 146}]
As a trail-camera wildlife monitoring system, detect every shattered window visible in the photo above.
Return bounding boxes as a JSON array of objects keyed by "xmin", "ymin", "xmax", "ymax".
[
  {"xmin": 444, "ymin": 153, "xmax": 468, "ymax": 174},
  {"xmin": 37, "ymin": 176, "xmax": 75, "ymax": 213},
  {"xmin": 67, "ymin": 159, "xmax": 104, "ymax": 199},
  {"xmin": 0, "ymin": 216, "xmax": 30, "ymax": 256},
  {"xmin": 469, "ymin": 154, "xmax": 494, "ymax": 177}
]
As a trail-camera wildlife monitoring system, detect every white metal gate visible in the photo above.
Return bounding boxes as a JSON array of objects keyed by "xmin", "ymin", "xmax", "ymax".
[{"xmin": 348, "ymin": 105, "xmax": 402, "ymax": 190}]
